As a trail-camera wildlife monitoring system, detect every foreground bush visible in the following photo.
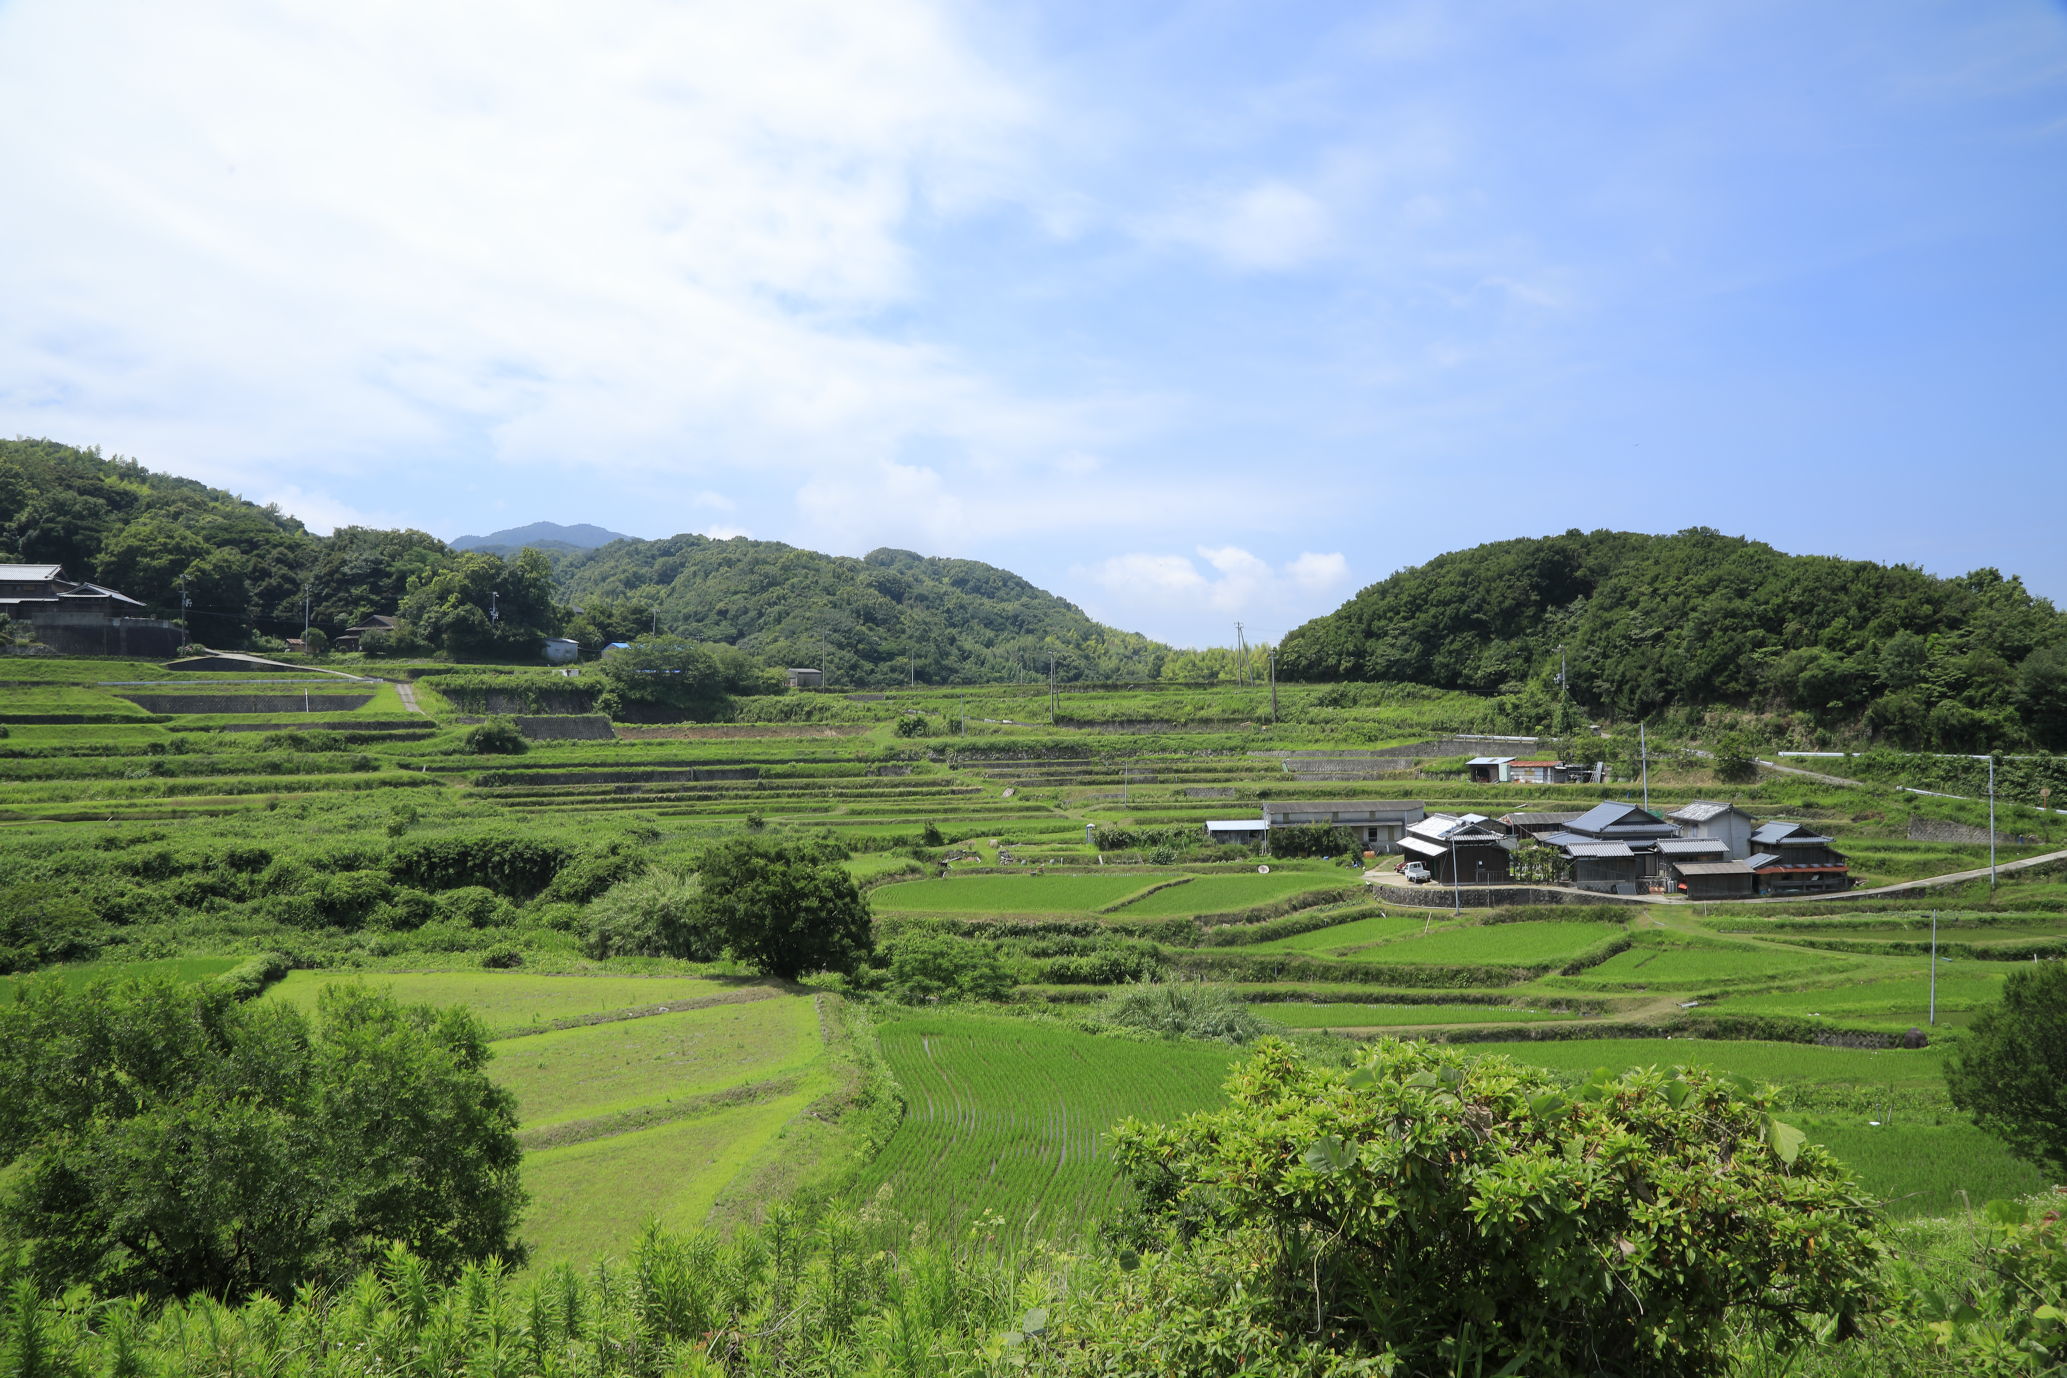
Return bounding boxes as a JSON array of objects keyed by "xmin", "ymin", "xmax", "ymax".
[
  {"xmin": 0, "ymin": 976, "xmax": 526, "ymax": 1301},
  {"xmin": 1103, "ymin": 1038, "xmax": 1884, "ymax": 1376}
]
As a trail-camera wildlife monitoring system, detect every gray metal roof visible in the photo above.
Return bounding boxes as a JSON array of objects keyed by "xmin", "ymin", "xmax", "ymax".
[
  {"xmin": 1657, "ymin": 838, "xmax": 1729, "ymax": 855},
  {"xmin": 1566, "ymin": 801, "xmax": 1671, "ymax": 835},
  {"xmin": 1751, "ymin": 820, "xmax": 1832, "ymax": 846},
  {"xmin": 0, "ymin": 564, "xmax": 62, "ymax": 581},
  {"xmin": 1674, "ymin": 861, "xmax": 1754, "ymax": 876},
  {"xmin": 1398, "ymin": 835, "xmax": 1449, "ymax": 857},
  {"xmin": 1501, "ymin": 811, "xmax": 1584, "ymax": 826},
  {"xmin": 1564, "ymin": 842, "xmax": 1635, "ymax": 858},
  {"xmin": 1465, "ymin": 756, "xmax": 1515, "ymax": 766},
  {"xmin": 1744, "ymin": 852, "xmax": 1783, "ymax": 870},
  {"xmin": 1669, "ymin": 801, "xmax": 1743, "ymax": 823}
]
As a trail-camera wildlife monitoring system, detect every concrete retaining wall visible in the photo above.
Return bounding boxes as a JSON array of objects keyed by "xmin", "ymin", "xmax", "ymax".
[
  {"xmin": 1381, "ymin": 883, "xmax": 1645, "ymax": 909},
  {"xmin": 1907, "ymin": 817, "xmax": 2038, "ymax": 846},
  {"xmin": 120, "ymin": 693, "xmax": 375, "ymax": 714}
]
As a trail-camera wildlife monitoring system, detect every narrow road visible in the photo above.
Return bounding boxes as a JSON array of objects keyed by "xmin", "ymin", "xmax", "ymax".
[{"xmin": 393, "ymin": 680, "xmax": 426, "ymax": 714}]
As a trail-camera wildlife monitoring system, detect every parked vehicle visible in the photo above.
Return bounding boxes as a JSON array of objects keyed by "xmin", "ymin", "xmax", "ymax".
[{"xmin": 1400, "ymin": 860, "xmax": 1432, "ymax": 884}]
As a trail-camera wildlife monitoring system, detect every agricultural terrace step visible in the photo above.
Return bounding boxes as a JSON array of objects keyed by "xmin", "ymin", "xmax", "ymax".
[
  {"xmin": 216, "ymin": 718, "xmax": 427, "ymax": 732},
  {"xmin": 515, "ymin": 1073, "xmax": 806, "ymax": 1151},
  {"xmin": 475, "ymin": 782, "xmax": 984, "ymax": 801}
]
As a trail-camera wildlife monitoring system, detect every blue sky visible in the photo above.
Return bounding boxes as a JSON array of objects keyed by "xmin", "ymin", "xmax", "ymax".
[{"xmin": 2, "ymin": 0, "xmax": 2063, "ymax": 646}]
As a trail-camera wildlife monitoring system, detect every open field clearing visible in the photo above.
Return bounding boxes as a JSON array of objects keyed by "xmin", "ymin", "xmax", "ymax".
[
  {"xmin": 522, "ymin": 1085, "xmax": 823, "ymax": 1265},
  {"xmin": 1105, "ymin": 871, "xmax": 1356, "ymax": 916},
  {"xmin": 854, "ymin": 1012, "xmax": 1238, "ymax": 1238},
  {"xmin": 267, "ymin": 970, "xmax": 755, "ymax": 1036},
  {"xmin": 869, "ymin": 872, "xmax": 1164, "ymax": 914},
  {"xmin": 1254, "ymin": 1001, "xmax": 1585, "ymax": 1028},
  {"xmin": 1338, "ymin": 919, "xmax": 1625, "ymax": 966},
  {"xmin": 492, "ymin": 996, "xmax": 821, "ymax": 1129}
]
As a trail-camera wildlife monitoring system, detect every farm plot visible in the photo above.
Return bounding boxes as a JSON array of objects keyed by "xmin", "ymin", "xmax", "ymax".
[
  {"xmin": 0, "ymin": 956, "xmax": 240, "ymax": 999},
  {"xmin": 1550, "ymin": 938, "xmax": 1836, "ymax": 990},
  {"xmin": 1703, "ymin": 968, "xmax": 2010, "ymax": 1030},
  {"xmin": 1254, "ymin": 1002, "xmax": 1584, "ymax": 1028},
  {"xmin": 1235, "ymin": 913, "xmax": 1431, "ymax": 953},
  {"xmin": 853, "ymin": 1012, "xmax": 1238, "ymax": 1239},
  {"xmin": 266, "ymin": 970, "xmax": 753, "ymax": 1037},
  {"xmin": 522, "ymin": 1087, "xmax": 822, "ymax": 1265},
  {"xmin": 869, "ymin": 873, "xmax": 1166, "ymax": 915},
  {"xmin": 1106, "ymin": 871, "xmax": 1356, "ymax": 917},
  {"xmin": 1339, "ymin": 920, "xmax": 1624, "ymax": 967},
  {"xmin": 491, "ymin": 996, "xmax": 821, "ymax": 1129}
]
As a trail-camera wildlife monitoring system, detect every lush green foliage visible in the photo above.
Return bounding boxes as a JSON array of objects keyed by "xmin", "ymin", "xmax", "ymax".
[
  {"xmin": 1277, "ymin": 528, "xmax": 2067, "ymax": 748},
  {"xmin": 578, "ymin": 868, "xmax": 716, "ymax": 961},
  {"xmin": 462, "ymin": 716, "xmax": 529, "ymax": 755},
  {"xmin": 0, "ymin": 976, "xmax": 524, "ymax": 1300},
  {"xmin": 1946, "ymin": 961, "xmax": 2067, "ymax": 1177},
  {"xmin": 692, "ymin": 838, "xmax": 873, "ymax": 980},
  {"xmin": 1109, "ymin": 1038, "xmax": 1884, "ymax": 1376},
  {"xmin": 1099, "ymin": 982, "xmax": 1263, "ymax": 1044},
  {"xmin": 862, "ymin": 930, "xmax": 1016, "ymax": 1003}
]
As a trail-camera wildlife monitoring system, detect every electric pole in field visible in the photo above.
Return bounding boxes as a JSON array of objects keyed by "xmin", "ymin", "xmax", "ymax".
[
  {"xmin": 1048, "ymin": 652, "xmax": 1057, "ymax": 724},
  {"xmin": 1639, "ymin": 723, "xmax": 1650, "ymax": 813},
  {"xmin": 1988, "ymin": 754, "xmax": 1998, "ymax": 889},
  {"xmin": 302, "ymin": 585, "xmax": 311, "ymax": 642},
  {"xmin": 1234, "ymin": 622, "xmax": 1247, "ymax": 687},
  {"xmin": 1268, "ymin": 648, "xmax": 1279, "ymax": 724}
]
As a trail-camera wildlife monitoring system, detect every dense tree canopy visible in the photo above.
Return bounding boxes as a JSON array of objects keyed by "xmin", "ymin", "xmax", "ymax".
[
  {"xmin": 1277, "ymin": 528, "xmax": 2067, "ymax": 749},
  {"xmin": 691, "ymin": 837, "xmax": 873, "ymax": 980},
  {"xmin": 0, "ymin": 976, "xmax": 526, "ymax": 1301},
  {"xmin": 1945, "ymin": 961, "xmax": 2067, "ymax": 1179}
]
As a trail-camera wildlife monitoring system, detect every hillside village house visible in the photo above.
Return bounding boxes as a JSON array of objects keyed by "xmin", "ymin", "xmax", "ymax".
[
  {"xmin": 1398, "ymin": 813, "xmax": 1514, "ymax": 883},
  {"xmin": 334, "ymin": 614, "xmax": 399, "ymax": 652},
  {"xmin": 1465, "ymin": 757, "xmax": 1607, "ymax": 785},
  {"xmin": 1499, "ymin": 810, "xmax": 1586, "ymax": 840},
  {"xmin": 0, "ymin": 563, "xmax": 181, "ymax": 656},
  {"xmin": 1666, "ymin": 801, "xmax": 1758, "ymax": 858},
  {"xmin": 1745, "ymin": 821, "xmax": 1851, "ymax": 894},
  {"xmin": 1261, "ymin": 799, "xmax": 1427, "ymax": 852},
  {"xmin": 1666, "ymin": 858, "xmax": 1759, "ymax": 899}
]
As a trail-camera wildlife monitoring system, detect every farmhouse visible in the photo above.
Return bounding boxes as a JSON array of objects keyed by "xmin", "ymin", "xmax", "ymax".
[
  {"xmin": 334, "ymin": 614, "xmax": 400, "ymax": 652},
  {"xmin": 0, "ymin": 563, "xmax": 182, "ymax": 657},
  {"xmin": 786, "ymin": 667, "xmax": 823, "ymax": 688},
  {"xmin": 1561, "ymin": 842, "xmax": 1646, "ymax": 893},
  {"xmin": 1259, "ymin": 799, "xmax": 1427, "ymax": 851},
  {"xmin": 1499, "ymin": 810, "xmax": 1587, "ymax": 840},
  {"xmin": 1556, "ymin": 801, "xmax": 1680, "ymax": 846},
  {"xmin": 1666, "ymin": 858, "xmax": 1758, "ymax": 899},
  {"xmin": 1666, "ymin": 801, "xmax": 1757, "ymax": 859},
  {"xmin": 1465, "ymin": 757, "xmax": 1606, "ymax": 785},
  {"xmin": 1745, "ymin": 821, "xmax": 1851, "ymax": 894},
  {"xmin": 1397, "ymin": 813, "xmax": 1514, "ymax": 884}
]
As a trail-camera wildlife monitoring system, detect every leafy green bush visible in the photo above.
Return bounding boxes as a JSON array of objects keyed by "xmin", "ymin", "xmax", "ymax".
[
  {"xmin": 1038, "ymin": 936, "xmax": 1164, "ymax": 985},
  {"xmin": 1946, "ymin": 960, "xmax": 2067, "ymax": 1178},
  {"xmin": 692, "ymin": 837, "xmax": 874, "ymax": 981},
  {"xmin": 437, "ymin": 886, "xmax": 516, "ymax": 929},
  {"xmin": 479, "ymin": 944, "xmax": 524, "ymax": 970},
  {"xmin": 1100, "ymin": 983, "xmax": 1261, "ymax": 1044},
  {"xmin": 867, "ymin": 931, "xmax": 1016, "ymax": 1004},
  {"xmin": 461, "ymin": 717, "xmax": 528, "ymax": 755},
  {"xmin": 388, "ymin": 834, "xmax": 574, "ymax": 898},
  {"xmin": 579, "ymin": 868, "xmax": 718, "ymax": 961},
  {"xmin": 1104, "ymin": 1038, "xmax": 1883, "ymax": 1376}
]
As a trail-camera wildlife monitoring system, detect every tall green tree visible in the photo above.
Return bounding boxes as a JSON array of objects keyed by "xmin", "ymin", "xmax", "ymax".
[
  {"xmin": 0, "ymin": 976, "xmax": 526, "ymax": 1301},
  {"xmin": 692, "ymin": 837, "xmax": 873, "ymax": 981},
  {"xmin": 1945, "ymin": 961, "xmax": 2067, "ymax": 1179}
]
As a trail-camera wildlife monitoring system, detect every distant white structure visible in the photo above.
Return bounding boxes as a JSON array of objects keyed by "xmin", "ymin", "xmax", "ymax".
[
  {"xmin": 543, "ymin": 637, "xmax": 580, "ymax": 665},
  {"xmin": 787, "ymin": 667, "xmax": 823, "ymax": 688}
]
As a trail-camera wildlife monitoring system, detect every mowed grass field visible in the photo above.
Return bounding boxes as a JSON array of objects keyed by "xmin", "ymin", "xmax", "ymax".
[
  {"xmin": 1470, "ymin": 1037, "xmax": 2051, "ymax": 1214},
  {"xmin": 266, "ymin": 970, "xmax": 832, "ymax": 1261},
  {"xmin": 853, "ymin": 1011, "xmax": 1239, "ymax": 1238}
]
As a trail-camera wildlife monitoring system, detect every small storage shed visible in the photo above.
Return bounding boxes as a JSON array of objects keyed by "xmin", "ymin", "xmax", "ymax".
[
  {"xmin": 1562, "ymin": 841, "xmax": 1645, "ymax": 893},
  {"xmin": 1668, "ymin": 859, "xmax": 1757, "ymax": 899}
]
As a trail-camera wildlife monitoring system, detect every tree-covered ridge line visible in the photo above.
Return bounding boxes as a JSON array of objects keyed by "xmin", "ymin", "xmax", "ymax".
[
  {"xmin": 0, "ymin": 438, "xmax": 1166, "ymax": 683},
  {"xmin": 1277, "ymin": 527, "xmax": 2067, "ymax": 750}
]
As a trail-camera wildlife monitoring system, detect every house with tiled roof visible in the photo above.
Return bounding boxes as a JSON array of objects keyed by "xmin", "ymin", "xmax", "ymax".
[
  {"xmin": 0, "ymin": 564, "xmax": 181, "ymax": 657},
  {"xmin": 1744, "ymin": 821, "xmax": 1851, "ymax": 894},
  {"xmin": 1666, "ymin": 801, "xmax": 1757, "ymax": 859}
]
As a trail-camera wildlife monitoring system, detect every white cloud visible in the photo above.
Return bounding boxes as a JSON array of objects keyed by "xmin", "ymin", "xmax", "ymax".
[
  {"xmin": 0, "ymin": 0, "xmax": 1134, "ymax": 507},
  {"xmin": 1150, "ymin": 179, "xmax": 1336, "ymax": 271},
  {"xmin": 704, "ymin": 525, "xmax": 752, "ymax": 541},
  {"xmin": 257, "ymin": 485, "xmax": 419, "ymax": 538},
  {"xmin": 1076, "ymin": 544, "xmax": 1353, "ymax": 643}
]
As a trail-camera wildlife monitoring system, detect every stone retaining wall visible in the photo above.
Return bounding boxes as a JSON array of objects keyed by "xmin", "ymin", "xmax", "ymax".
[{"xmin": 121, "ymin": 693, "xmax": 374, "ymax": 714}]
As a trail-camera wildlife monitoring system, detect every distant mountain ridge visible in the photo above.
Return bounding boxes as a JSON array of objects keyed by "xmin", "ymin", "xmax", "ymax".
[{"xmin": 451, "ymin": 521, "xmax": 632, "ymax": 553}]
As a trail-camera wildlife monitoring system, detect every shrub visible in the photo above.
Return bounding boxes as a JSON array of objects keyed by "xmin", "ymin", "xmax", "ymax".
[
  {"xmin": 580, "ymin": 869, "xmax": 719, "ymax": 961},
  {"xmin": 1103, "ymin": 1039, "xmax": 1883, "ymax": 1377},
  {"xmin": 461, "ymin": 717, "xmax": 528, "ymax": 755},
  {"xmin": 388, "ymin": 834, "xmax": 574, "ymax": 898},
  {"xmin": 437, "ymin": 886, "xmax": 516, "ymax": 929},
  {"xmin": 1946, "ymin": 960, "xmax": 2067, "ymax": 1178},
  {"xmin": 0, "ymin": 885, "xmax": 102, "ymax": 974},
  {"xmin": 894, "ymin": 714, "xmax": 931, "ymax": 737},
  {"xmin": 1039, "ymin": 936, "xmax": 1164, "ymax": 985},
  {"xmin": 1100, "ymin": 982, "xmax": 1261, "ymax": 1044},
  {"xmin": 692, "ymin": 837, "xmax": 873, "ymax": 981},
  {"xmin": 479, "ymin": 944, "xmax": 524, "ymax": 970},
  {"xmin": 870, "ymin": 931, "xmax": 1015, "ymax": 1004}
]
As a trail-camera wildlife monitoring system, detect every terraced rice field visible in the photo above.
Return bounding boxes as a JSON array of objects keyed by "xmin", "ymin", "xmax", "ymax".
[
  {"xmin": 0, "ymin": 956, "xmax": 241, "ymax": 998},
  {"xmin": 869, "ymin": 873, "xmax": 1164, "ymax": 914},
  {"xmin": 1705, "ymin": 968, "xmax": 2010, "ymax": 1029},
  {"xmin": 1106, "ymin": 871, "xmax": 1354, "ymax": 916},
  {"xmin": 1554, "ymin": 939, "xmax": 1836, "ymax": 989},
  {"xmin": 1339, "ymin": 919, "xmax": 1625, "ymax": 966},
  {"xmin": 853, "ymin": 1012, "xmax": 1239, "ymax": 1238},
  {"xmin": 1254, "ymin": 1001, "xmax": 1584, "ymax": 1028},
  {"xmin": 1236, "ymin": 913, "xmax": 1432, "ymax": 953},
  {"xmin": 266, "ymin": 970, "xmax": 754, "ymax": 1036}
]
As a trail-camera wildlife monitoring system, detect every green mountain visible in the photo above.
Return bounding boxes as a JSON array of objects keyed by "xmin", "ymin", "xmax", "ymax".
[
  {"xmin": 450, "ymin": 521, "xmax": 632, "ymax": 554},
  {"xmin": 555, "ymin": 537, "xmax": 1167, "ymax": 687},
  {"xmin": 1276, "ymin": 528, "xmax": 2067, "ymax": 750}
]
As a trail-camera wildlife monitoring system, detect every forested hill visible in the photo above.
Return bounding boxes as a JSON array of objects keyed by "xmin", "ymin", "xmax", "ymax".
[
  {"xmin": 1276, "ymin": 528, "xmax": 2067, "ymax": 750},
  {"xmin": 554, "ymin": 537, "xmax": 1166, "ymax": 687},
  {"xmin": 0, "ymin": 439, "xmax": 1166, "ymax": 684}
]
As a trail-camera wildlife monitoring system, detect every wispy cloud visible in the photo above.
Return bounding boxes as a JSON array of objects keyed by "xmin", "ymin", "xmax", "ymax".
[{"xmin": 1076, "ymin": 545, "xmax": 1353, "ymax": 643}]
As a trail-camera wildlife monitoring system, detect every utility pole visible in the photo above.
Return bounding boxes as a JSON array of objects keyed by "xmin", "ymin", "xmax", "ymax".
[
  {"xmin": 1267, "ymin": 648, "xmax": 1279, "ymax": 724},
  {"xmin": 1048, "ymin": 652, "xmax": 1057, "ymax": 724},
  {"xmin": 488, "ymin": 590, "xmax": 500, "ymax": 625},
  {"xmin": 1234, "ymin": 622, "xmax": 1247, "ymax": 687},
  {"xmin": 302, "ymin": 585, "xmax": 311, "ymax": 641},
  {"xmin": 1988, "ymin": 754, "xmax": 1997, "ymax": 890},
  {"xmin": 1639, "ymin": 723, "xmax": 1650, "ymax": 814},
  {"xmin": 1929, "ymin": 910, "xmax": 1938, "ymax": 1026},
  {"xmin": 651, "ymin": 607, "xmax": 659, "ymax": 636},
  {"xmin": 1450, "ymin": 825, "xmax": 1462, "ymax": 916}
]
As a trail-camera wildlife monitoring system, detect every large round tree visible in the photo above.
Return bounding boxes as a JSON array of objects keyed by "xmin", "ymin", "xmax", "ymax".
[
  {"xmin": 1946, "ymin": 959, "xmax": 2067, "ymax": 1179},
  {"xmin": 693, "ymin": 837, "xmax": 873, "ymax": 981},
  {"xmin": 0, "ymin": 975, "xmax": 526, "ymax": 1301}
]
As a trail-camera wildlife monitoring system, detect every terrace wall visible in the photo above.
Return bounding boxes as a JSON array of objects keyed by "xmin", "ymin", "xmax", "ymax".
[
  {"xmin": 120, "ymin": 693, "xmax": 375, "ymax": 714},
  {"xmin": 1906, "ymin": 817, "xmax": 2038, "ymax": 846},
  {"xmin": 1384, "ymin": 883, "xmax": 1645, "ymax": 909}
]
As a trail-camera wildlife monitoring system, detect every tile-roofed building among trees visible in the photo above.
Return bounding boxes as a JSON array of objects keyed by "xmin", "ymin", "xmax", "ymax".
[{"xmin": 0, "ymin": 563, "xmax": 181, "ymax": 657}]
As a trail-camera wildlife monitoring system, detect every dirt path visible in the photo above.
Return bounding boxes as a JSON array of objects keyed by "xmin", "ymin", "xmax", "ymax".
[{"xmin": 393, "ymin": 680, "xmax": 426, "ymax": 714}]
